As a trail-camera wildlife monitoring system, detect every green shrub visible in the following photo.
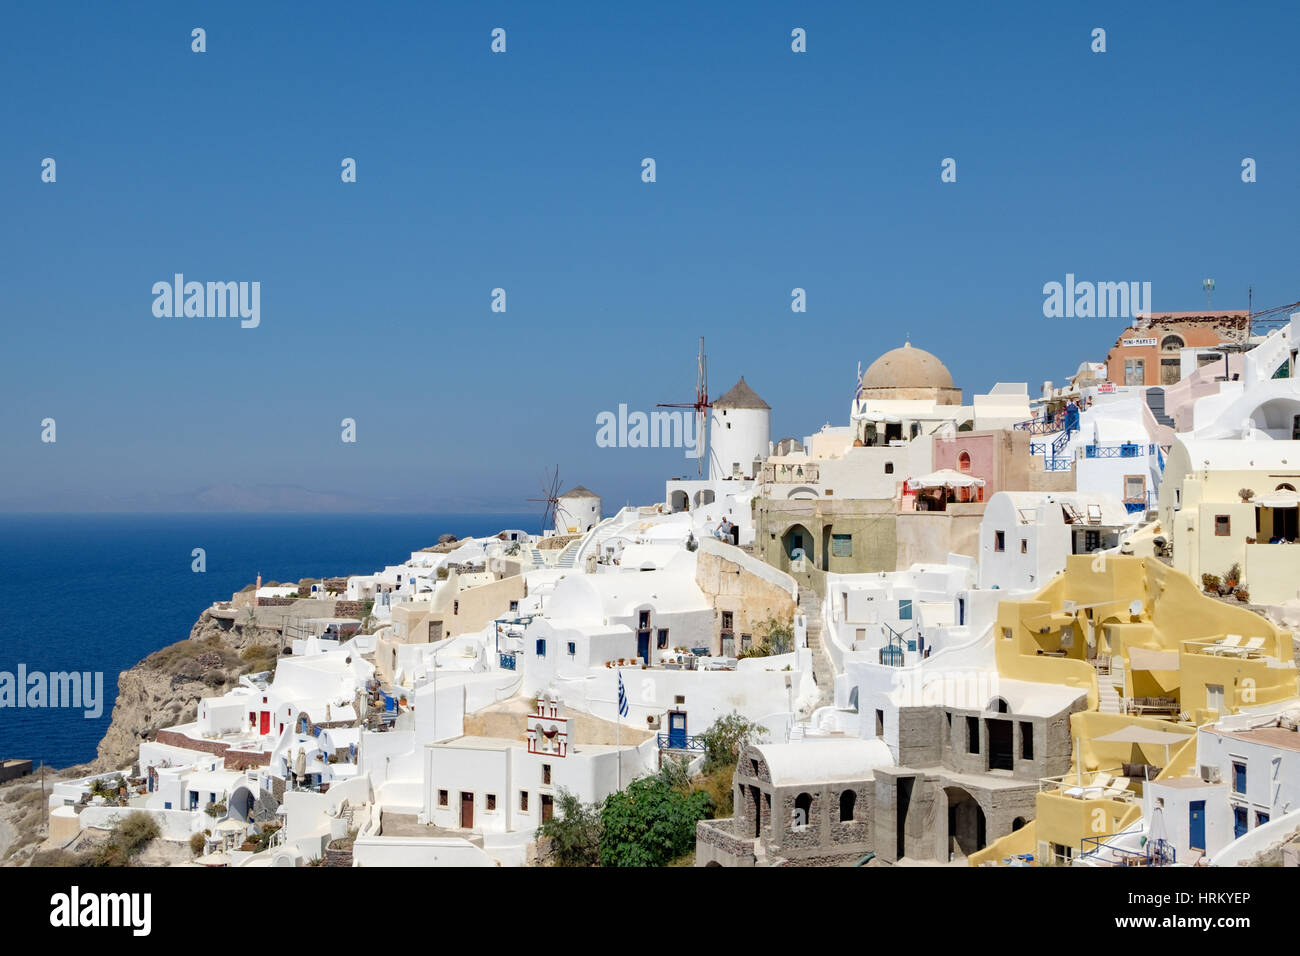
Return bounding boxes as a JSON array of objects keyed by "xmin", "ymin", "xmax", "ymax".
[
  {"xmin": 536, "ymin": 789, "xmax": 602, "ymax": 867},
  {"xmin": 696, "ymin": 712, "xmax": 765, "ymax": 776}
]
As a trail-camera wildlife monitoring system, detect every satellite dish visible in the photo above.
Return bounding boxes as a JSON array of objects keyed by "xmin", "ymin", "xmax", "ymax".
[{"xmin": 1129, "ymin": 599, "xmax": 1143, "ymax": 617}]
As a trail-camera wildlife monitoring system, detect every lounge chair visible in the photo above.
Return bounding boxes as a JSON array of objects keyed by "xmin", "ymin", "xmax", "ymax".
[
  {"xmin": 1214, "ymin": 635, "xmax": 1243, "ymax": 655},
  {"xmin": 1103, "ymin": 776, "xmax": 1130, "ymax": 799},
  {"xmin": 1242, "ymin": 637, "xmax": 1267, "ymax": 656}
]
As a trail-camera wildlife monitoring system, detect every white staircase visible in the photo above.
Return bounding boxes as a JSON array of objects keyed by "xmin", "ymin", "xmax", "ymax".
[{"xmin": 1097, "ymin": 681, "xmax": 1123, "ymax": 715}]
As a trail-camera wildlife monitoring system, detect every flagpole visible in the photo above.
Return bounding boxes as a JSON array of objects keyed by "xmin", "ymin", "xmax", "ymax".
[{"xmin": 617, "ymin": 670, "xmax": 622, "ymax": 790}]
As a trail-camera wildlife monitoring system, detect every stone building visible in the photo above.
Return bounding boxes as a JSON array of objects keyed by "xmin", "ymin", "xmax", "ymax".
[
  {"xmin": 696, "ymin": 739, "xmax": 887, "ymax": 866},
  {"xmin": 696, "ymin": 681, "xmax": 1085, "ymax": 866}
]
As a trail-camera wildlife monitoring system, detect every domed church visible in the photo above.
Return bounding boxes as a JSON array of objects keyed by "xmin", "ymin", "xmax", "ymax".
[{"xmin": 858, "ymin": 341, "xmax": 962, "ymax": 405}]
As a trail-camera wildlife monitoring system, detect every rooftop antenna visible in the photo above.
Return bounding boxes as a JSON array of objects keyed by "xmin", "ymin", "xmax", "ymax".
[
  {"xmin": 526, "ymin": 466, "xmax": 562, "ymax": 534},
  {"xmin": 656, "ymin": 336, "xmax": 711, "ymax": 476}
]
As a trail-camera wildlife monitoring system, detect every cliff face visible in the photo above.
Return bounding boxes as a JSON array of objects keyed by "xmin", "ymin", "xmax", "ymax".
[{"xmin": 92, "ymin": 605, "xmax": 300, "ymax": 772}]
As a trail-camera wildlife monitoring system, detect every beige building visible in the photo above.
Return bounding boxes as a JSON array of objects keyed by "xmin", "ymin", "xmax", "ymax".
[
  {"xmin": 1159, "ymin": 437, "xmax": 1300, "ymax": 605},
  {"xmin": 693, "ymin": 537, "xmax": 797, "ymax": 656},
  {"xmin": 376, "ymin": 569, "xmax": 526, "ymax": 681}
]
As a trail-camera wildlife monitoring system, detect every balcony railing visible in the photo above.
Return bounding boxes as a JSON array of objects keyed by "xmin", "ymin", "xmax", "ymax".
[
  {"xmin": 657, "ymin": 733, "xmax": 705, "ymax": 752},
  {"xmin": 1082, "ymin": 443, "xmax": 1155, "ymax": 459},
  {"xmin": 498, "ymin": 652, "xmax": 517, "ymax": 670}
]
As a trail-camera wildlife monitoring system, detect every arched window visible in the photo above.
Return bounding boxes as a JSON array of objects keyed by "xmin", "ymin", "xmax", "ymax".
[
  {"xmin": 793, "ymin": 792, "xmax": 813, "ymax": 829},
  {"xmin": 958, "ymin": 451, "xmax": 971, "ymax": 472},
  {"xmin": 1277, "ymin": 483, "xmax": 1296, "ymax": 492},
  {"xmin": 839, "ymin": 790, "xmax": 856, "ymax": 822},
  {"xmin": 1160, "ymin": 335, "xmax": 1185, "ymax": 352}
]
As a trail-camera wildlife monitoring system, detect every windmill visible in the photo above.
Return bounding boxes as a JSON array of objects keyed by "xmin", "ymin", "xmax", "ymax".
[
  {"xmin": 657, "ymin": 336, "xmax": 711, "ymax": 476},
  {"xmin": 527, "ymin": 466, "xmax": 563, "ymax": 533}
]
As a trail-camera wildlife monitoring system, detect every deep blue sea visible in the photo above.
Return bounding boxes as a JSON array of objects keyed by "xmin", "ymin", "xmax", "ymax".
[{"xmin": 0, "ymin": 514, "xmax": 536, "ymax": 769}]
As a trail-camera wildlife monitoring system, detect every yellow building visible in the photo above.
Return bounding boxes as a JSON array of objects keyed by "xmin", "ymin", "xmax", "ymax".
[{"xmin": 972, "ymin": 553, "xmax": 1297, "ymax": 865}]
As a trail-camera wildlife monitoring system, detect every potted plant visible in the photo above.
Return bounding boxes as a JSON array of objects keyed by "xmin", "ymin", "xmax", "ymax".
[
  {"xmin": 1236, "ymin": 587, "xmax": 1250, "ymax": 603},
  {"xmin": 1201, "ymin": 573, "xmax": 1221, "ymax": 594},
  {"xmin": 1239, "ymin": 488, "xmax": 1255, "ymax": 503},
  {"xmin": 1224, "ymin": 563, "xmax": 1242, "ymax": 590}
]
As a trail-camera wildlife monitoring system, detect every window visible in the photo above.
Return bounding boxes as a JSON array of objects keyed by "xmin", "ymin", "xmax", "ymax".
[
  {"xmin": 639, "ymin": 611, "xmax": 650, "ymax": 629},
  {"xmin": 453, "ymin": 600, "xmax": 459, "ymax": 615},
  {"xmin": 542, "ymin": 764, "xmax": 552, "ymax": 785},
  {"xmin": 1020, "ymin": 538, "xmax": 1028, "ymax": 554},
  {"xmin": 1215, "ymin": 515, "xmax": 1231, "ymax": 536},
  {"xmin": 994, "ymin": 531, "xmax": 1005, "ymax": 552},
  {"xmin": 898, "ymin": 599, "xmax": 912, "ymax": 620},
  {"xmin": 839, "ymin": 790, "xmax": 856, "ymax": 822},
  {"xmin": 535, "ymin": 638, "xmax": 546, "ymax": 657},
  {"xmin": 567, "ymin": 641, "xmax": 576, "ymax": 656},
  {"xmin": 1002, "ymin": 627, "xmax": 1013, "ymax": 641},
  {"xmin": 958, "ymin": 451, "xmax": 971, "ymax": 472},
  {"xmin": 164, "ymin": 801, "xmax": 172, "ymax": 810},
  {"xmin": 1124, "ymin": 474, "xmax": 1146, "ymax": 502},
  {"xmin": 793, "ymin": 792, "xmax": 812, "ymax": 829},
  {"xmin": 520, "ymin": 791, "xmax": 529, "ymax": 812},
  {"xmin": 1257, "ymin": 811, "xmax": 1270, "ymax": 827},
  {"xmin": 486, "ymin": 794, "xmax": 497, "ymax": 812},
  {"xmin": 875, "ymin": 709, "xmax": 884, "ymax": 737},
  {"xmin": 1232, "ymin": 761, "xmax": 1246, "ymax": 794},
  {"xmin": 1020, "ymin": 721, "xmax": 1034, "ymax": 760},
  {"xmin": 509, "ymin": 600, "xmax": 519, "ymax": 612},
  {"xmin": 884, "ymin": 461, "xmax": 894, "ymax": 475},
  {"xmin": 721, "ymin": 611, "xmax": 733, "ymax": 631},
  {"xmin": 438, "ymin": 789, "xmax": 448, "ymax": 807},
  {"xmin": 966, "ymin": 716, "xmax": 980, "ymax": 754},
  {"xmin": 831, "ymin": 533, "xmax": 853, "ymax": 557},
  {"xmin": 657, "ymin": 629, "xmax": 669, "ymax": 649},
  {"xmin": 1160, "ymin": 334, "xmax": 1185, "ymax": 352}
]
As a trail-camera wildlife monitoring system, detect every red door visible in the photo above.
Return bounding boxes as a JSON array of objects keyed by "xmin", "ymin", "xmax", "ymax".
[
  {"xmin": 460, "ymin": 792, "xmax": 474, "ymax": 829},
  {"xmin": 259, "ymin": 711, "xmax": 270, "ymax": 734}
]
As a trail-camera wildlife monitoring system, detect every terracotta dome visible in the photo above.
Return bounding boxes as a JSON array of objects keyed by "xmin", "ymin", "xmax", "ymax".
[{"xmin": 862, "ymin": 342, "xmax": 954, "ymax": 390}]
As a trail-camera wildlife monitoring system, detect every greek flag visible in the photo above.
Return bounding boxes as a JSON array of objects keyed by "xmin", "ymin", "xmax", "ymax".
[{"xmin": 617, "ymin": 671, "xmax": 629, "ymax": 718}]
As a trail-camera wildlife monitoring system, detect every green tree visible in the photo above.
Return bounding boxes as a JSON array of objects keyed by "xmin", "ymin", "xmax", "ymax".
[
  {"xmin": 696, "ymin": 712, "xmax": 765, "ymax": 776},
  {"xmin": 599, "ymin": 768, "xmax": 711, "ymax": 867},
  {"xmin": 536, "ymin": 789, "xmax": 602, "ymax": 866}
]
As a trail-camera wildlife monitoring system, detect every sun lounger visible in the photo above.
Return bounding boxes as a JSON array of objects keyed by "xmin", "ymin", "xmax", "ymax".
[
  {"xmin": 1214, "ymin": 635, "xmax": 1243, "ymax": 655},
  {"xmin": 1103, "ymin": 776, "xmax": 1130, "ymax": 799}
]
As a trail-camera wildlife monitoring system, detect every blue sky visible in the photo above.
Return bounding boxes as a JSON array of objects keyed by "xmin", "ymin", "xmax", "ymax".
[{"xmin": 2, "ymin": 1, "xmax": 1297, "ymax": 512}]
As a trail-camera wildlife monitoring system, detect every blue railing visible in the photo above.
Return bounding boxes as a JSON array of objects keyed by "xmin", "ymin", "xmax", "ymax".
[
  {"xmin": 1014, "ymin": 417, "xmax": 1062, "ymax": 435},
  {"xmin": 657, "ymin": 733, "xmax": 705, "ymax": 752},
  {"xmin": 498, "ymin": 652, "xmax": 517, "ymax": 671},
  {"xmin": 1083, "ymin": 443, "xmax": 1154, "ymax": 459}
]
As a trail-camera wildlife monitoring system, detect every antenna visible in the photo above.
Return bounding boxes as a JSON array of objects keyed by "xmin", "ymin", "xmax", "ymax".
[
  {"xmin": 657, "ymin": 336, "xmax": 712, "ymax": 476},
  {"xmin": 1203, "ymin": 278, "xmax": 1215, "ymax": 309},
  {"xmin": 526, "ymin": 466, "xmax": 563, "ymax": 533}
]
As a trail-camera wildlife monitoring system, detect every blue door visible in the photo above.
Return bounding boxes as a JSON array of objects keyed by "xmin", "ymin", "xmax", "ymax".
[
  {"xmin": 668, "ymin": 711, "xmax": 687, "ymax": 749},
  {"xmin": 1189, "ymin": 800, "xmax": 1205, "ymax": 850},
  {"xmin": 1233, "ymin": 807, "xmax": 1248, "ymax": 839},
  {"xmin": 637, "ymin": 631, "xmax": 650, "ymax": 663}
]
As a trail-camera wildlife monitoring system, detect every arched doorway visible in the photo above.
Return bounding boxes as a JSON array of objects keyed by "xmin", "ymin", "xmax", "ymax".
[
  {"xmin": 781, "ymin": 524, "xmax": 814, "ymax": 570},
  {"xmin": 228, "ymin": 785, "xmax": 256, "ymax": 823},
  {"xmin": 943, "ymin": 786, "xmax": 987, "ymax": 859},
  {"xmin": 670, "ymin": 490, "xmax": 688, "ymax": 512}
]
